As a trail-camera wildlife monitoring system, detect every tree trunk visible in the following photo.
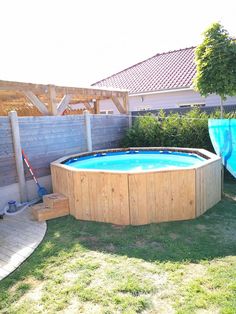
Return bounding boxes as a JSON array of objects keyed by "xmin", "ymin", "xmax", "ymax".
[
  {"xmin": 220, "ymin": 96, "xmax": 224, "ymax": 195},
  {"xmin": 220, "ymin": 96, "xmax": 224, "ymax": 118}
]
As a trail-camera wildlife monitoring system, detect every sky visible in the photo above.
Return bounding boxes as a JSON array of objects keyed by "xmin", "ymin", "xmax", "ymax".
[{"xmin": 0, "ymin": 0, "xmax": 235, "ymax": 87}]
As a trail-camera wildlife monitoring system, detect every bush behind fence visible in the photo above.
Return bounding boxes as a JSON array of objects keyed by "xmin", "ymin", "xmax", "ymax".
[{"xmin": 124, "ymin": 108, "xmax": 236, "ymax": 151}]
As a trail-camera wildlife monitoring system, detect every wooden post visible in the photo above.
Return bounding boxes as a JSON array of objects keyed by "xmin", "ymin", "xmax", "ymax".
[
  {"xmin": 48, "ymin": 85, "xmax": 58, "ymax": 115},
  {"xmin": 84, "ymin": 110, "xmax": 92, "ymax": 152},
  {"xmin": 94, "ymin": 100, "xmax": 100, "ymax": 114},
  {"xmin": 8, "ymin": 111, "xmax": 28, "ymax": 202}
]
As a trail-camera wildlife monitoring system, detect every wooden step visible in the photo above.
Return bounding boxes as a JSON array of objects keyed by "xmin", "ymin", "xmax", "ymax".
[
  {"xmin": 31, "ymin": 193, "xmax": 70, "ymax": 222},
  {"xmin": 43, "ymin": 193, "xmax": 69, "ymax": 210},
  {"xmin": 31, "ymin": 205, "xmax": 69, "ymax": 222}
]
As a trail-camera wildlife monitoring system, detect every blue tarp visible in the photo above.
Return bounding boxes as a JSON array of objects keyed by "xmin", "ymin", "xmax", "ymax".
[{"xmin": 208, "ymin": 119, "xmax": 236, "ymax": 178}]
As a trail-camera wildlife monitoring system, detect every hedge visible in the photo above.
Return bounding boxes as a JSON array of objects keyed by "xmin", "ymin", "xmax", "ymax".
[{"xmin": 123, "ymin": 109, "xmax": 236, "ymax": 152}]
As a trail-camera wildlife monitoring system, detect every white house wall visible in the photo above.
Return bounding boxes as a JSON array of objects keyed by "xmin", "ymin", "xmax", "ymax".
[{"xmin": 98, "ymin": 90, "xmax": 236, "ymax": 114}]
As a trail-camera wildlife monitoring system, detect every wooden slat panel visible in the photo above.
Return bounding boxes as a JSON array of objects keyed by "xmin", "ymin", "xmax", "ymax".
[
  {"xmin": 51, "ymin": 165, "xmax": 75, "ymax": 216},
  {"xmin": 109, "ymin": 173, "xmax": 130, "ymax": 225},
  {"xmin": 129, "ymin": 169, "xmax": 196, "ymax": 225},
  {"xmin": 79, "ymin": 172, "xmax": 91, "ymax": 220},
  {"xmin": 51, "ymin": 158, "xmax": 221, "ymax": 226},
  {"xmin": 195, "ymin": 160, "xmax": 221, "ymax": 216},
  {"xmin": 58, "ymin": 170, "xmax": 130, "ymax": 225}
]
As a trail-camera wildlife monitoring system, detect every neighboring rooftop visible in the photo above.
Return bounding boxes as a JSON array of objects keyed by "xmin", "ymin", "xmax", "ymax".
[{"xmin": 92, "ymin": 47, "xmax": 196, "ymax": 94}]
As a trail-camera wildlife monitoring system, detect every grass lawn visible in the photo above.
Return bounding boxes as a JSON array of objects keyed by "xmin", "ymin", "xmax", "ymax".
[{"xmin": 0, "ymin": 179, "xmax": 236, "ymax": 314}]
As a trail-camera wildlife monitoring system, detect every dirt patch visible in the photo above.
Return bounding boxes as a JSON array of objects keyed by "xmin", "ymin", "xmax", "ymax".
[
  {"xmin": 61, "ymin": 297, "xmax": 82, "ymax": 314},
  {"xmin": 135, "ymin": 240, "xmax": 146, "ymax": 248},
  {"xmin": 78, "ymin": 236, "xmax": 98, "ymax": 243},
  {"xmin": 196, "ymin": 308, "xmax": 220, "ymax": 314},
  {"xmin": 224, "ymin": 192, "xmax": 236, "ymax": 201},
  {"xmin": 105, "ymin": 243, "xmax": 116, "ymax": 252},
  {"xmin": 149, "ymin": 298, "xmax": 175, "ymax": 314},
  {"xmin": 150, "ymin": 241, "xmax": 164, "ymax": 251},
  {"xmin": 112, "ymin": 224, "xmax": 126, "ymax": 230},
  {"xmin": 169, "ymin": 233, "xmax": 178, "ymax": 240},
  {"xmin": 64, "ymin": 272, "xmax": 79, "ymax": 283},
  {"xmin": 182, "ymin": 263, "xmax": 207, "ymax": 284},
  {"xmin": 147, "ymin": 273, "xmax": 167, "ymax": 288},
  {"xmin": 25, "ymin": 283, "xmax": 43, "ymax": 301},
  {"xmin": 196, "ymin": 224, "xmax": 207, "ymax": 231}
]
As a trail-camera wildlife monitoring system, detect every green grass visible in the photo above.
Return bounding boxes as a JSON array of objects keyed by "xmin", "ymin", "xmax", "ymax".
[{"xmin": 0, "ymin": 180, "xmax": 235, "ymax": 313}]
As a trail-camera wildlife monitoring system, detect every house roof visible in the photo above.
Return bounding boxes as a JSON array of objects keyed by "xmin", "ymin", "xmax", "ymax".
[{"xmin": 92, "ymin": 47, "xmax": 196, "ymax": 94}]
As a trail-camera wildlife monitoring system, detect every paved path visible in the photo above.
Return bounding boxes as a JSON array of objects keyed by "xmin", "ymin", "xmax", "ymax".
[{"xmin": 0, "ymin": 207, "xmax": 47, "ymax": 280}]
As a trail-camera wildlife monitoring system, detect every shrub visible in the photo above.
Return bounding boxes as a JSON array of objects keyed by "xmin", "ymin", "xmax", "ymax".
[{"xmin": 123, "ymin": 109, "xmax": 236, "ymax": 151}]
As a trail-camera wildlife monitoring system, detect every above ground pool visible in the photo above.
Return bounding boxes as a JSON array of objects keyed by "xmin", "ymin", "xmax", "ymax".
[
  {"xmin": 63, "ymin": 150, "xmax": 205, "ymax": 172},
  {"xmin": 51, "ymin": 148, "xmax": 222, "ymax": 225}
]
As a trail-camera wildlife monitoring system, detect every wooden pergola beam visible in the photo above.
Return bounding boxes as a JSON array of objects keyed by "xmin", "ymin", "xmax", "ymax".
[
  {"xmin": 111, "ymin": 96, "xmax": 127, "ymax": 114},
  {"xmin": 0, "ymin": 80, "xmax": 128, "ymax": 98},
  {"xmin": 48, "ymin": 85, "xmax": 57, "ymax": 115},
  {"xmin": 94, "ymin": 100, "xmax": 100, "ymax": 114},
  {"xmin": 83, "ymin": 102, "xmax": 92, "ymax": 111},
  {"xmin": 57, "ymin": 95, "xmax": 72, "ymax": 115},
  {"xmin": 123, "ymin": 94, "xmax": 129, "ymax": 113},
  {"xmin": 23, "ymin": 91, "xmax": 48, "ymax": 115},
  {"xmin": 0, "ymin": 80, "xmax": 129, "ymax": 115}
]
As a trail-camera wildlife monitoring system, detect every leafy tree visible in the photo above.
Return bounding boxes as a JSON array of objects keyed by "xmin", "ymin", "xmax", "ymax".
[{"xmin": 194, "ymin": 23, "xmax": 236, "ymax": 117}]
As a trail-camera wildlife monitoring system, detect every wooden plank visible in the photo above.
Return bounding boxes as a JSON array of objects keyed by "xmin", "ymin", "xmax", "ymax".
[
  {"xmin": 83, "ymin": 102, "xmax": 92, "ymax": 111},
  {"xmin": 94, "ymin": 100, "xmax": 100, "ymax": 114},
  {"xmin": 73, "ymin": 172, "xmax": 84, "ymax": 220},
  {"xmin": 57, "ymin": 95, "xmax": 72, "ymax": 115},
  {"xmin": 23, "ymin": 91, "xmax": 48, "ymax": 115},
  {"xmin": 129, "ymin": 169, "xmax": 196, "ymax": 225},
  {"xmin": 111, "ymin": 96, "xmax": 126, "ymax": 114},
  {"xmin": 79, "ymin": 172, "xmax": 91, "ymax": 220},
  {"xmin": 110, "ymin": 173, "xmax": 129, "ymax": 225},
  {"xmin": 123, "ymin": 94, "xmax": 129, "ymax": 113},
  {"xmin": 195, "ymin": 160, "xmax": 221, "ymax": 217},
  {"xmin": 0, "ymin": 80, "xmax": 128, "ymax": 116},
  {"xmin": 129, "ymin": 174, "xmax": 148, "ymax": 225},
  {"xmin": 51, "ymin": 166, "xmax": 75, "ymax": 216},
  {"xmin": 57, "ymin": 169, "xmax": 130, "ymax": 225},
  {"xmin": 48, "ymin": 85, "xmax": 57, "ymax": 115}
]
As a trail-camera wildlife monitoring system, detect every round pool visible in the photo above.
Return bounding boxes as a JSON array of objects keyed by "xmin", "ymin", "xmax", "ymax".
[
  {"xmin": 51, "ymin": 148, "xmax": 221, "ymax": 225},
  {"xmin": 63, "ymin": 150, "xmax": 205, "ymax": 172}
]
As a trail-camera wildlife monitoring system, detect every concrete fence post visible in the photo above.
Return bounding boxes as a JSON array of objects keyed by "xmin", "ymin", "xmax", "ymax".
[
  {"xmin": 128, "ymin": 112, "xmax": 132, "ymax": 128},
  {"xmin": 8, "ymin": 111, "xmax": 28, "ymax": 202},
  {"xmin": 84, "ymin": 110, "xmax": 92, "ymax": 152}
]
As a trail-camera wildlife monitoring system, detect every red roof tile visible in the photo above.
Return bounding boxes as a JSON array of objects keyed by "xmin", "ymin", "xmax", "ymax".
[{"xmin": 92, "ymin": 47, "xmax": 196, "ymax": 94}]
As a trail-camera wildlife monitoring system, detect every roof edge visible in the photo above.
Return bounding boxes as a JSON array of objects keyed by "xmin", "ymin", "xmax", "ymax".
[
  {"xmin": 91, "ymin": 46, "xmax": 196, "ymax": 86},
  {"xmin": 129, "ymin": 86, "xmax": 194, "ymax": 97}
]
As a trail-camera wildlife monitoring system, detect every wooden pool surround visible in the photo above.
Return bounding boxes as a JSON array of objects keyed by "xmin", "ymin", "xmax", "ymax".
[{"xmin": 51, "ymin": 148, "xmax": 222, "ymax": 225}]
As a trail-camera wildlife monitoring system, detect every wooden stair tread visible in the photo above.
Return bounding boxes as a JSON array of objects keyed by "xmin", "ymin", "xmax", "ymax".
[{"xmin": 31, "ymin": 193, "xmax": 69, "ymax": 222}]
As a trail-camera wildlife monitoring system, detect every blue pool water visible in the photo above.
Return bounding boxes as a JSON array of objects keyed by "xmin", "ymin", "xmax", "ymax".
[{"xmin": 63, "ymin": 150, "xmax": 205, "ymax": 172}]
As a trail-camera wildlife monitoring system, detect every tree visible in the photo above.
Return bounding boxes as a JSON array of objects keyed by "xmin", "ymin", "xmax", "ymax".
[{"xmin": 194, "ymin": 23, "xmax": 236, "ymax": 117}]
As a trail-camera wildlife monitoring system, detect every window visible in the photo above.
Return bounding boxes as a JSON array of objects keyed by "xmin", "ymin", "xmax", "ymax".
[
  {"xmin": 100, "ymin": 110, "xmax": 114, "ymax": 115},
  {"xmin": 136, "ymin": 105, "xmax": 151, "ymax": 111},
  {"xmin": 178, "ymin": 103, "xmax": 205, "ymax": 108}
]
